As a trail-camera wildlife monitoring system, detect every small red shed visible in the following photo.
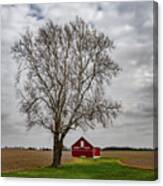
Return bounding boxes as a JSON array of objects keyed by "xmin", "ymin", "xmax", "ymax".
[{"xmin": 71, "ymin": 137, "xmax": 100, "ymax": 158}]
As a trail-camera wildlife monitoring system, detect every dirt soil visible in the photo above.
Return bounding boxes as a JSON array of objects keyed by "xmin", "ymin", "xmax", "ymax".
[
  {"xmin": 1, "ymin": 149, "xmax": 157, "ymax": 173},
  {"xmin": 102, "ymin": 150, "xmax": 157, "ymax": 170}
]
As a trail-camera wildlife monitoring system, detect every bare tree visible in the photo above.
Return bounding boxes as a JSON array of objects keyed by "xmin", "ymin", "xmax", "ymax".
[{"xmin": 12, "ymin": 17, "xmax": 121, "ymax": 168}]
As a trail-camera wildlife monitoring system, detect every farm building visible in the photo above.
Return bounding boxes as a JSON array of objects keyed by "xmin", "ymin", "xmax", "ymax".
[{"xmin": 71, "ymin": 137, "xmax": 100, "ymax": 158}]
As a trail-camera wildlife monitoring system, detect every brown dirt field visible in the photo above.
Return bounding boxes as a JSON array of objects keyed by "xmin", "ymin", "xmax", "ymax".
[
  {"xmin": 102, "ymin": 150, "xmax": 158, "ymax": 170},
  {"xmin": 1, "ymin": 149, "xmax": 157, "ymax": 173},
  {"xmin": 1, "ymin": 149, "xmax": 72, "ymax": 173}
]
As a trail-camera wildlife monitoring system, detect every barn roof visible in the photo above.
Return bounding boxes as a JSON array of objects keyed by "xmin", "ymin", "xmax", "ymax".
[{"xmin": 71, "ymin": 136, "xmax": 94, "ymax": 148}]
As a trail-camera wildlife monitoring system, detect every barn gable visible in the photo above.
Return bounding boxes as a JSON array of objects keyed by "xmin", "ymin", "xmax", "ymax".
[{"xmin": 72, "ymin": 137, "xmax": 93, "ymax": 149}]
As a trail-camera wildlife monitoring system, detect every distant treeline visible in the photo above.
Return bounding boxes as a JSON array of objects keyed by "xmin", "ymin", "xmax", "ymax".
[
  {"xmin": 2, "ymin": 146, "xmax": 158, "ymax": 151},
  {"xmin": 2, "ymin": 146, "xmax": 52, "ymax": 151},
  {"xmin": 1, "ymin": 146, "xmax": 69, "ymax": 151},
  {"xmin": 102, "ymin": 147, "xmax": 158, "ymax": 151}
]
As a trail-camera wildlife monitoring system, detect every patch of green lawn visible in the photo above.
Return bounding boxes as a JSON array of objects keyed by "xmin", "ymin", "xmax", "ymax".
[{"xmin": 2, "ymin": 158, "xmax": 157, "ymax": 180}]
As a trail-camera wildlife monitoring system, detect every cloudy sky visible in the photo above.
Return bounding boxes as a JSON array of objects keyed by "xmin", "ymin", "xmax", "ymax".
[{"xmin": 1, "ymin": 1, "xmax": 157, "ymax": 148}]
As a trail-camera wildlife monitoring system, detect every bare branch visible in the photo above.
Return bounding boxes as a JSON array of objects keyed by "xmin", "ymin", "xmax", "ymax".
[{"xmin": 12, "ymin": 17, "xmax": 121, "ymax": 140}]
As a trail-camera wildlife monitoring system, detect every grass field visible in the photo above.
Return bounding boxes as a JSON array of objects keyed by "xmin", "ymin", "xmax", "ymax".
[
  {"xmin": 2, "ymin": 157, "xmax": 156, "ymax": 180},
  {"xmin": 1, "ymin": 149, "xmax": 158, "ymax": 180}
]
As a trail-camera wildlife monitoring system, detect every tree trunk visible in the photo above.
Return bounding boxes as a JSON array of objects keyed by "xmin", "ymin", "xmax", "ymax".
[
  {"xmin": 58, "ymin": 144, "xmax": 63, "ymax": 166},
  {"xmin": 52, "ymin": 133, "xmax": 63, "ymax": 168}
]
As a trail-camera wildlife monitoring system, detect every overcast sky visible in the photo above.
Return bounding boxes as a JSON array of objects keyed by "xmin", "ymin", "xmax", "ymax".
[{"xmin": 1, "ymin": 1, "xmax": 156, "ymax": 148}]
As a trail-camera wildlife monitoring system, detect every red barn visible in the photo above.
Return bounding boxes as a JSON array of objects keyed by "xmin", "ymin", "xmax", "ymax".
[{"xmin": 71, "ymin": 137, "xmax": 100, "ymax": 158}]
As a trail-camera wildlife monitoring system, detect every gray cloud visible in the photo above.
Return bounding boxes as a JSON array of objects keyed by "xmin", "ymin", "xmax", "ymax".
[{"xmin": 28, "ymin": 4, "xmax": 44, "ymax": 20}]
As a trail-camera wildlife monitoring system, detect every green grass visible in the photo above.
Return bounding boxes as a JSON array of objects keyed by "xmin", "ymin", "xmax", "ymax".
[{"xmin": 2, "ymin": 158, "xmax": 157, "ymax": 180}]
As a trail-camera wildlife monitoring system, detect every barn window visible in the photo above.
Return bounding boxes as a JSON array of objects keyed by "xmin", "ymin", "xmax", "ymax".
[{"xmin": 80, "ymin": 140, "xmax": 84, "ymax": 148}]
